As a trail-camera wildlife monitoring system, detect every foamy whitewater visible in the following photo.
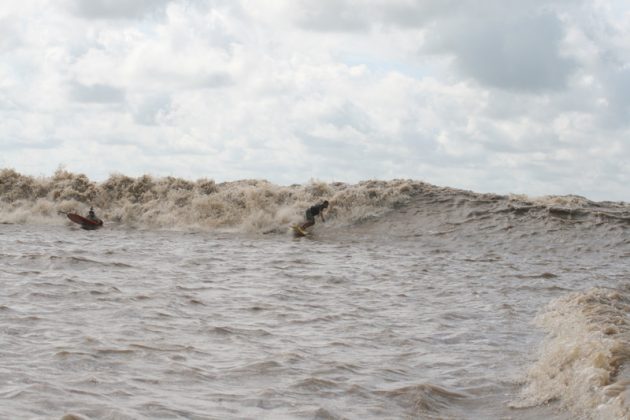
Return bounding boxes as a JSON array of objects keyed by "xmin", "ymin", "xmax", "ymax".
[{"xmin": 1, "ymin": 168, "xmax": 630, "ymax": 419}]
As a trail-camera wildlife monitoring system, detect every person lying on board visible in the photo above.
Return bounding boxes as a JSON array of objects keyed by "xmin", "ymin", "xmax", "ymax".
[{"xmin": 301, "ymin": 200, "xmax": 329, "ymax": 230}]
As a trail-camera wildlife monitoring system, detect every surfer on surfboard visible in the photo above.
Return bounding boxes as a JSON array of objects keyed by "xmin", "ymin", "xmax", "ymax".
[
  {"xmin": 87, "ymin": 207, "xmax": 98, "ymax": 221},
  {"xmin": 60, "ymin": 207, "xmax": 103, "ymax": 230},
  {"xmin": 301, "ymin": 200, "xmax": 329, "ymax": 230}
]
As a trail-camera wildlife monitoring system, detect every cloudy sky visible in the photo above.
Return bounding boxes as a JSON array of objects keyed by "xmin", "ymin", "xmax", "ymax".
[{"xmin": 1, "ymin": 0, "xmax": 629, "ymax": 201}]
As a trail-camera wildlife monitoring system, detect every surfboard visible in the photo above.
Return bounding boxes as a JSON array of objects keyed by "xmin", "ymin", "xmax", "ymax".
[
  {"xmin": 66, "ymin": 213, "xmax": 103, "ymax": 230},
  {"xmin": 291, "ymin": 225, "xmax": 308, "ymax": 237}
]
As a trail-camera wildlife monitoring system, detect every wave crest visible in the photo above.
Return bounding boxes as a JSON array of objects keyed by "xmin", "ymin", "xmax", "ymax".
[
  {"xmin": 2, "ymin": 168, "xmax": 629, "ymax": 233},
  {"xmin": 0, "ymin": 169, "xmax": 427, "ymax": 231}
]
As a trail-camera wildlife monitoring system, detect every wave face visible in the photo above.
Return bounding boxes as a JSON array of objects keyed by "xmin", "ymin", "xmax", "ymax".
[{"xmin": 2, "ymin": 168, "xmax": 629, "ymax": 235}]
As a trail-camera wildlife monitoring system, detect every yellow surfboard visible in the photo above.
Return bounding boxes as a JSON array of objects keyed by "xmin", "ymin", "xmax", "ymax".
[{"xmin": 291, "ymin": 225, "xmax": 308, "ymax": 237}]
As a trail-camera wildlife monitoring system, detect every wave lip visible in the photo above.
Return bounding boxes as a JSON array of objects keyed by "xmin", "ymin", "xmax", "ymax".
[{"xmin": 513, "ymin": 287, "xmax": 630, "ymax": 419}]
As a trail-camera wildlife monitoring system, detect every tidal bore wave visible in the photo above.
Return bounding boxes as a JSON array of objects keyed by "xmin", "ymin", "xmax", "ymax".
[
  {"xmin": 2, "ymin": 168, "xmax": 630, "ymax": 418},
  {"xmin": 1, "ymin": 168, "xmax": 628, "ymax": 235}
]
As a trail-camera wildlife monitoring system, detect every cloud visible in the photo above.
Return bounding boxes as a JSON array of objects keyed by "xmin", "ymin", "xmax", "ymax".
[
  {"xmin": 0, "ymin": 0, "xmax": 629, "ymax": 201},
  {"xmin": 600, "ymin": 67, "xmax": 630, "ymax": 126},
  {"xmin": 0, "ymin": 16, "xmax": 23, "ymax": 52},
  {"xmin": 426, "ymin": 13, "xmax": 577, "ymax": 91},
  {"xmin": 66, "ymin": 0, "xmax": 171, "ymax": 20},
  {"xmin": 293, "ymin": 0, "xmax": 371, "ymax": 32},
  {"xmin": 130, "ymin": 94, "xmax": 172, "ymax": 126},
  {"xmin": 68, "ymin": 82, "xmax": 126, "ymax": 104},
  {"xmin": 290, "ymin": 1, "xmax": 578, "ymax": 91}
]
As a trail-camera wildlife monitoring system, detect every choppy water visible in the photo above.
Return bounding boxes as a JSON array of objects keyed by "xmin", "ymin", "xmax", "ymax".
[{"xmin": 2, "ymin": 172, "xmax": 630, "ymax": 419}]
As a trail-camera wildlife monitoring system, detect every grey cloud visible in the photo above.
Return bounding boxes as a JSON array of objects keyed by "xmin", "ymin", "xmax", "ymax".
[
  {"xmin": 295, "ymin": 0, "xmax": 371, "ymax": 32},
  {"xmin": 293, "ymin": 0, "xmax": 572, "ymax": 32},
  {"xmin": 600, "ymin": 67, "xmax": 630, "ymax": 127},
  {"xmin": 293, "ymin": 1, "xmax": 577, "ymax": 92},
  {"xmin": 146, "ymin": 70, "xmax": 233, "ymax": 90},
  {"xmin": 132, "ymin": 94, "xmax": 172, "ymax": 126},
  {"xmin": 323, "ymin": 102, "xmax": 373, "ymax": 133},
  {"xmin": 67, "ymin": 0, "xmax": 171, "ymax": 20},
  {"xmin": 293, "ymin": 0, "xmax": 460, "ymax": 33},
  {"xmin": 196, "ymin": 72, "xmax": 234, "ymax": 89},
  {"xmin": 0, "ymin": 17, "xmax": 23, "ymax": 52},
  {"xmin": 379, "ymin": 0, "xmax": 577, "ymax": 28},
  {"xmin": 427, "ymin": 13, "xmax": 576, "ymax": 91},
  {"xmin": 69, "ymin": 82, "xmax": 126, "ymax": 104},
  {"xmin": 2, "ymin": 136, "xmax": 64, "ymax": 150},
  {"xmin": 379, "ymin": 0, "xmax": 460, "ymax": 28}
]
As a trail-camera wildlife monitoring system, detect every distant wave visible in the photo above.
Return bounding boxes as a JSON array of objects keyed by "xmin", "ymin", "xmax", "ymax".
[
  {"xmin": 1, "ymin": 168, "xmax": 629, "ymax": 233},
  {"xmin": 512, "ymin": 287, "xmax": 630, "ymax": 419}
]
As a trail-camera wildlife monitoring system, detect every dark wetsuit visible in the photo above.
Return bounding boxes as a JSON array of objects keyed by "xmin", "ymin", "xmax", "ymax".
[{"xmin": 306, "ymin": 203, "xmax": 326, "ymax": 223}]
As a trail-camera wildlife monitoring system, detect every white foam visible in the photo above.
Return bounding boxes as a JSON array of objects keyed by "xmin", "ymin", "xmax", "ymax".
[{"xmin": 513, "ymin": 287, "xmax": 630, "ymax": 419}]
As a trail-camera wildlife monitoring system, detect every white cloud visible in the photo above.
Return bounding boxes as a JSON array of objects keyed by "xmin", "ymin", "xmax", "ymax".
[{"xmin": 0, "ymin": 0, "xmax": 629, "ymax": 201}]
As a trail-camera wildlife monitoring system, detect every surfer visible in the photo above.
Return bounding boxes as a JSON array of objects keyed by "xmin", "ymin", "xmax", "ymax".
[
  {"xmin": 301, "ymin": 200, "xmax": 329, "ymax": 230},
  {"xmin": 87, "ymin": 207, "xmax": 98, "ymax": 221}
]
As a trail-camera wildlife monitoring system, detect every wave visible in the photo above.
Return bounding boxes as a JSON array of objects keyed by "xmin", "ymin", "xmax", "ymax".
[
  {"xmin": 376, "ymin": 383, "xmax": 468, "ymax": 416},
  {"xmin": 513, "ymin": 287, "xmax": 630, "ymax": 419},
  {"xmin": 1, "ymin": 168, "xmax": 629, "ymax": 234}
]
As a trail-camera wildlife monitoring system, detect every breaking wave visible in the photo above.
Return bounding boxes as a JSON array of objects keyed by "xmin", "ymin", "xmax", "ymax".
[
  {"xmin": 0, "ymin": 168, "xmax": 423, "ymax": 232},
  {"xmin": 513, "ymin": 287, "xmax": 630, "ymax": 419},
  {"xmin": 1, "ymin": 168, "xmax": 629, "ymax": 234}
]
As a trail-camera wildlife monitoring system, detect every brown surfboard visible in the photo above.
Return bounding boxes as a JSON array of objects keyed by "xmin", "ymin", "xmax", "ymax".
[{"xmin": 67, "ymin": 213, "xmax": 103, "ymax": 230}]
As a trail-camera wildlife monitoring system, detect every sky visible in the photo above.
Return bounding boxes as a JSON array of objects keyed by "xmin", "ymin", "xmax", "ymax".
[{"xmin": 1, "ymin": 0, "xmax": 629, "ymax": 201}]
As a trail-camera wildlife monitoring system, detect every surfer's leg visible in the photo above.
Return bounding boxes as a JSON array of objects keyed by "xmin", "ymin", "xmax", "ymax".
[{"xmin": 301, "ymin": 210, "xmax": 315, "ymax": 229}]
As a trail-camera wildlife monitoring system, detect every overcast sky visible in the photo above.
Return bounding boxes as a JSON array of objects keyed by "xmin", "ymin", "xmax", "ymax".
[{"xmin": 1, "ymin": 1, "xmax": 629, "ymax": 201}]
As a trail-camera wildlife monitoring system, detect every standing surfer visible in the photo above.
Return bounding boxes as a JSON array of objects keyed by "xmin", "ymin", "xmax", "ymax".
[{"xmin": 301, "ymin": 200, "xmax": 329, "ymax": 230}]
